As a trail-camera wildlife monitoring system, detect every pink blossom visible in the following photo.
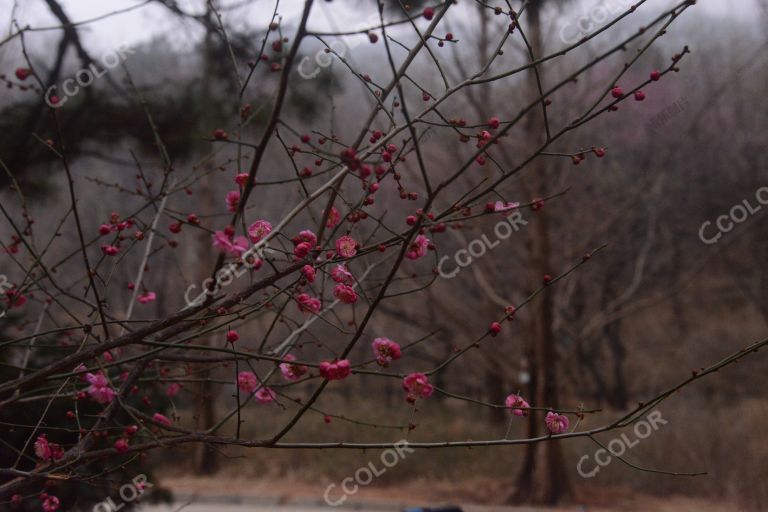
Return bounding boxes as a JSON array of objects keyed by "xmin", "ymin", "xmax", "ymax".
[
  {"xmin": 35, "ymin": 435, "xmax": 64, "ymax": 462},
  {"xmin": 15, "ymin": 67, "xmax": 32, "ymax": 80},
  {"xmin": 295, "ymin": 229, "xmax": 317, "ymax": 247},
  {"xmin": 333, "ymin": 284, "xmax": 358, "ymax": 304},
  {"xmin": 166, "ymin": 383, "xmax": 181, "ymax": 397},
  {"xmin": 152, "ymin": 413, "xmax": 172, "ymax": 427},
  {"xmin": 137, "ymin": 291, "xmax": 156, "ymax": 304},
  {"xmin": 42, "ymin": 495, "xmax": 60, "ymax": 512},
  {"xmin": 405, "ymin": 234, "xmax": 430, "ymax": 260},
  {"xmin": 254, "ymin": 387, "xmax": 276, "ymax": 404},
  {"xmin": 99, "ymin": 223, "xmax": 115, "ymax": 235},
  {"xmin": 372, "ymin": 337, "xmax": 401, "ymax": 367},
  {"xmin": 212, "ymin": 230, "xmax": 234, "ymax": 252},
  {"xmin": 302, "ymin": 265, "xmax": 316, "ymax": 283},
  {"xmin": 114, "ymin": 438, "xmax": 130, "ymax": 453},
  {"xmin": 505, "ymin": 394, "xmax": 530, "ymax": 417},
  {"xmin": 101, "ymin": 245, "xmax": 119, "ymax": 256},
  {"xmin": 335, "ymin": 235, "xmax": 358, "ymax": 258},
  {"xmin": 230, "ymin": 236, "xmax": 250, "ymax": 255},
  {"xmin": 280, "ymin": 354, "xmax": 308, "ymax": 381},
  {"xmin": 247, "ymin": 220, "xmax": 272, "ymax": 242},
  {"xmin": 294, "ymin": 241, "xmax": 312, "ymax": 258},
  {"xmin": 326, "ymin": 206, "xmax": 341, "ymax": 228},
  {"xmin": 494, "ymin": 201, "xmax": 520, "ymax": 213},
  {"xmin": 545, "ymin": 411, "xmax": 570, "ymax": 434},
  {"xmin": 402, "ymin": 372, "xmax": 434, "ymax": 402},
  {"xmin": 319, "ymin": 359, "xmax": 351, "ymax": 381},
  {"xmin": 5, "ymin": 289, "xmax": 26, "ymax": 309},
  {"xmin": 34, "ymin": 434, "xmax": 52, "ymax": 461},
  {"xmin": 235, "ymin": 172, "xmax": 250, "ymax": 186},
  {"xmin": 212, "ymin": 231, "xmax": 249, "ymax": 257},
  {"xmin": 225, "ymin": 190, "xmax": 241, "ymax": 212},
  {"xmin": 85, "ymin": 372, "xmax": 115, "ymax": 404},
  {"xmin": 296, "ymin": 293, "xmax": 321, "ymax": 313},
  {"xmin": 330, "ymin": 264, "xmax": 354, "ymax": 284},
  {"xmin": 237, "ymin": 371, "xmax": 258, "ymax": 394}
]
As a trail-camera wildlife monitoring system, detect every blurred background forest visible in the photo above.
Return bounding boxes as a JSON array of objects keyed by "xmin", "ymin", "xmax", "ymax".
[{"xmin": 1, "ymin": 0, "xmax": 767, "ymax": 510}]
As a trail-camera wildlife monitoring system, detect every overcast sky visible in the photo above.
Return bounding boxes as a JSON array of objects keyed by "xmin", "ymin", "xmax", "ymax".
[{"xmin": 0, "ymin": 0, "xmax": 760, "ymax": 54}]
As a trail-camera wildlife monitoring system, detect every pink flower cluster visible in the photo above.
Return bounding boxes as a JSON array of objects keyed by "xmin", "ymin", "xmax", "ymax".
[
  {"xmin": 402, "ymin": 372, "xmax": 434, "ymax": 403},
  {"xmin": 331, "ymin": 264, "xmax": 354, "ymax": 284},
  {"xmin": 34, "ymin": 434, "xmax": 64, "ymax": 462},
  {"xmin": 237, "ymin": 371, "xmax": 258, "ymax": 394},
  {"xmin": 319, "ymin": 359, "xmax": 351, "ymax": 380},
  {"xmin": 494, "ymin": 201, "xmax": 519, "ymax": 213},
  {"xmin": 405, "ymin": 234, "xmax": 430, "ymax": 260},
  {"xmin": 212, "ymin": 230, "xmax": 249, "ymax": 257},
  {"xmin": 152, "ymin": 413, "xmax": 172, "ymax": 427},
  {"xmin": 293, "ymin": 229, "xmax": 317, "ymax": 258},
  {"xmin": 166, "ymin": 383, "xmax": 181, "ymax": 397},
  {"xmin": 237, "ymin": 371, "xmax": 276, "ymax": 404},
  {"xmin": 85, "ymin": 372, "xmax": 116, "ymax": 404},
  {"xmin": 41, "ymin": 494, "xmax": 60, "ymax": 512},
  {"xmin": 226, "ymin": 190, "xmax": 240, "ymax": 212},
  {"xmin": 280, "ymin": 354, "xmax": 309, "ymax": 381},
  {"xmin": 505, "ymin": 393, "xmax": 570, "ymax": 434},
  {"xmin": 372, "ymin": 337, "xmax": 401, "ymax": 367},
  {"xmin": 545, "ymin": 411, "xmax": 570, "ymax": 434},
  {"xmin": 296, "ymin": 293, "xmax": 321, "ymax": 313},
  {"xmin": 254, "ymin": 387, "xmax": 276, "ymax": 404},
  {"xmin": 333, "ymin": 284, "xmax": 358, "ymax": 304},
  {"xmin": 326, "ymin": 206, "xmax": 341, "ymax": 228},
  {"xmin": 4, "ymin": 289, "xmax": 26, "ymax": 309},
  {"xmin": 302, "ymin": 265, "xmax": 316, "ymax": 283},
  {"xmin": 505, "ymin": 393, "xmax": 530, "ymax": 417},
  {"xmin": 137, "ymin": 291, "xmax": 156, "ymax": 304},
  {"xmin": 248, "ymin": 219, "xmax": 272, "ymax": 242},
  {"xmin": 335, "ymin": 235, "xmax": 358, "ymax": 258}
]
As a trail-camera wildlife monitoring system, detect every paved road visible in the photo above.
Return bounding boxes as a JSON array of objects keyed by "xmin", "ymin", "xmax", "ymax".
[
  {"xmin": 141, "ymin": 505, "xmax": 391, "ymax": 512},
  {"xmin": 139, "ymin": 499, "xmax": 585, "ymax": 512}
]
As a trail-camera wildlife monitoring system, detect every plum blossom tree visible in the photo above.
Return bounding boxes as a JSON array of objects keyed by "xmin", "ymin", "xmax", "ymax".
[{"xmin": 2, "ymin": 0, "xmax": 766, "ymax": 510}]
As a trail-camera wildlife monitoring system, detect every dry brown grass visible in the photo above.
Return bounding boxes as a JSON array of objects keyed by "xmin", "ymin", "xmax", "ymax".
[
  {"xmin": 157, "ymin": 475, "xmax": 743, "ymax": 511},
  {"xmin": 154, "ymin": 395, "xmax": 767, "ymax": 511}
]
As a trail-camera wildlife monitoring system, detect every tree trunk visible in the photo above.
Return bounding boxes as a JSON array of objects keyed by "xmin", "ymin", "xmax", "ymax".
[
  {"xmin": 509, "ymin": 0, "xmax": 572, "ymax": 503},
  {"xmin": 193, "ymin": 13, "xmax": 220, "ymax": 474},
  {"xmin": 606, "ymin": 319, "xmax": 628, "ymax": 410}
]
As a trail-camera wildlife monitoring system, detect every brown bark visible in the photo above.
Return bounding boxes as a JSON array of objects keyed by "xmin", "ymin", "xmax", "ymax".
[
  {"xmin": 509, "ymin": 0, "xmax": 572, "ymax": 503},
  {"xmin": 192, "ymin": 12, "xmax": 220, "ymax": 474}
]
